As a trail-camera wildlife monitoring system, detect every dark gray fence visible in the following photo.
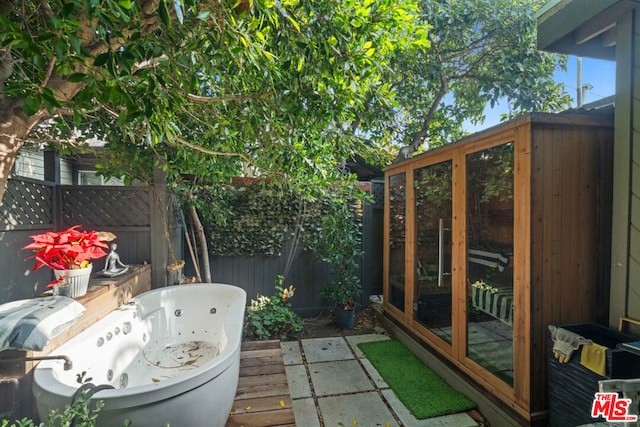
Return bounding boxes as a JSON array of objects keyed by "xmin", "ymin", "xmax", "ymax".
[
  {"xmin": 1, "ymin": 177, "xmax": 383, "ymax": 315},
  {"xmin": 0, "ymin": 178, "xmax": 181, "ymax": 305},
  {"xmin": 186, "ymin": 180, "xmax": 385, "ymax": 317}
]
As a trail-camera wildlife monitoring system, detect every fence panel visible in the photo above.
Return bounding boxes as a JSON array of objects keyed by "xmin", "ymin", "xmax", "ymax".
[
  {"xmin": 206, "ymin": 239, "xmax": 331, "ymax": 317},
  {"xmin": 2, "ymin": 178, "xmax": 383, "ymax": 314},
  {"xmin": 1, "ymin": 179, "xmax": 54, "ymax": 230}
]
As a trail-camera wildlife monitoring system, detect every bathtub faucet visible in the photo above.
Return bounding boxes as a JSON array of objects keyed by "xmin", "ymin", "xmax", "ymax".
[{"xmin": 0, "ymin": 355, "xmax": 73, "ymax": 370}]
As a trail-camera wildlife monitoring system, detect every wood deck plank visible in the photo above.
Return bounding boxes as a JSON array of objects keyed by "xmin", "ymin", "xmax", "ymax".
[
  {"xmin": 238, "ymin": 372, "xmax": 288, "ymax": 388},
  {"xmin": 235, "ymin": 384, "xmax": 291, "ymax": 400},
  {"xmin": 231, "ymin": 395, "xmax": 293, "ymax": 414},
  {"xmin": 226, "ymin": 340, "xmax": 295, "ymax": 427},
  {"xmin": 241, "ymin": 355, "xmax": 286, "ymax": 368},
  {"xmin": 226, "ymin": 410, "xmax": 296, "ymax": 427},
  {"xmin": 241, "ymin": 340, "xmax": 282, "ymax": 351},
  {"xmin": 240, "ymin": 363, "xmax": 286, "ymax": 376}
]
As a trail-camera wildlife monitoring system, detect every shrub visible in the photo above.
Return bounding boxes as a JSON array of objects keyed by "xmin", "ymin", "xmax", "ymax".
[
  {"xmin": 244, "ymin": 277, "xmax": 303, "ymax": 340},
  {"xmin": 1, "ymin": 372, "xmax": 127, "ymax": 427}
]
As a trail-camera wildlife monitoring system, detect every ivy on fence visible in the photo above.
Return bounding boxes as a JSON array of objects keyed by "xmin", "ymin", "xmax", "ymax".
[{"xmin": 198, "ymin": 181, "xmax": 364, "ymax": 258}]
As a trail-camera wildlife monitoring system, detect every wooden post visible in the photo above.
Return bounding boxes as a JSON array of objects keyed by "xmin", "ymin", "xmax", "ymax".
[
  {"xmin": 150, "ymin": 164, "xmax": 168, "ymax": 288},
  {"xmin": 43, "ymin": 150, "xmax": 60, "ymax": 185}
]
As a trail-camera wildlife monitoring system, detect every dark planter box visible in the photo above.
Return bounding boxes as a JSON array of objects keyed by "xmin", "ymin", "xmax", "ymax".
[{"xmin": 547, "ymin": 322, "xmax": 640, "ymax": 427}]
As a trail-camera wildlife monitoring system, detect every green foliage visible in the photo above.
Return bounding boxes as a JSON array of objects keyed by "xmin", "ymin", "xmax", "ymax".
[
  {"xmin": 201, "ymin": 182, "xmax": 299, "ymax": 256},
  {"xmin": 1, "ymin": 372, "xmax": 131, "ymax": 427},
  {"xmin": 244, "ymin": 276, "xmax": 303, "ymax": 340},
  {"xmin": 1, "ymin": 0, "xmax": 426, "ymax": 201},
  {"xmin": 316, "ymin": 184, "xmax": 364, "ymax": 309},
  {"xmin": 373, "ymin": 0, "xmax": 572, "ymax": 158},
  {"xmin": 194, "ymin": 179, "xmax": 366, "ymax": 259}
]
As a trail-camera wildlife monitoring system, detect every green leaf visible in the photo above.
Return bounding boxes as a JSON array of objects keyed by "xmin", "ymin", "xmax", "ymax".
[
  {"xmin": 69, "ymin": 35, "xmax": 82, "ymax": 54},
  {"xmin": 159, "ymin": 0, "xmax": 171, "ymax": 28},
  {"xmin": 118, "ymin": 0, "xmax": 132, "ymax": 9},
  {"xmin": 23, "ymin": 94, "xmax": 41, "ymax": 116},
  {"xmin": 94, "ymin": 52, "xmax": 110, "ymax": 67},
  {"xmin": 68, "ymin": 72, "xmax": 86, "ymax": 82}
]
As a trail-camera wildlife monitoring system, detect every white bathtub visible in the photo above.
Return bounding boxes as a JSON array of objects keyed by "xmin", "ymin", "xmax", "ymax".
[{"xmin": 33, "ymin": 283, "xmax": 246, "ymax": 427}]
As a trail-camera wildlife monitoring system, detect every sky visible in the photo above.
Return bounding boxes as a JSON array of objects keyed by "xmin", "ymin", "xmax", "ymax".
[{"xmin": 464, "ymin": 56, "xmax": 617, "ymax": 133}]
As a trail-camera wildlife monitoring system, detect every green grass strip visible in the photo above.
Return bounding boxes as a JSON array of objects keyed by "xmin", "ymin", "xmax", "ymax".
[{"xmin": 358, "ymin": 339, "xmax": 476, "ymax": 419}]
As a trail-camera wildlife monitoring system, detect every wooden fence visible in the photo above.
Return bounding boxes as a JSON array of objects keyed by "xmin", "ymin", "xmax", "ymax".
[
  {"xmin": 1, "ymin": 177, "xmax": 383, "ymax": 315},
  {"xmin": 201, "ymin": 180, "xmax": 385, "ymax": 316},
  {"xmin": 0, "ymin": 178, "xmax": 180, "ymax": 304}
]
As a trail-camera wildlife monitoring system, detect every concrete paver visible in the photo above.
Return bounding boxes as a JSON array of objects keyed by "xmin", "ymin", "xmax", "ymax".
[
  {"xmin": 308, "ymin": 359, "xmax": 375, "ymax": 396},
  {"xmin": 291, "ymin": 397, "xmax": 321, "ymax": 427},
  {"xmin": 301, "ymin": 336, "xmax": 354, "ymax": 363},
  {"xmin": 360, "ymin": 357, "xmax": 388, "ymax": 388},
  {"xmin": 284, "ymin": 363, "xmax": 312, "ymax": 399},
  {"xmin": 283, "ymin": 334, "xmax": 479, "ymax": 427},
  {"xmin": 281, "ymin": 340, "xmax": 303, "ymax": 366},
  {"xmin": 318, "ymin": 391, "xmax": 396, "ymax": 427}
]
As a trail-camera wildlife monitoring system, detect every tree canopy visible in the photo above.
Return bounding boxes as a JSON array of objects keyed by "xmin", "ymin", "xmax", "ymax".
[
  {"xmin": 0, "ymin": 0, "xmax": 569, "ymax": 205},
  {"xmin": 373, "ymin": 0, "xmax": 572, "ymax": 161},
  {"xmin": 0, "ymin": 0, "xmax": 426, "ymax": 203}
]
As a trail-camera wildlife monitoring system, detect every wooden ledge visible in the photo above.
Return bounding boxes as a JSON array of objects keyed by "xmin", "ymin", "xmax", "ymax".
[{"xmin": 38, "ymin": 264, "xmax": 152, "ymax": 356}]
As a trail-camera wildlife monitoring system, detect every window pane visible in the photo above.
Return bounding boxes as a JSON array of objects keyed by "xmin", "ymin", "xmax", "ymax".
[
  {"xmin": 388, "ymin": 173, "xmax": 406, "ymax": 311},
  {"xmin": 413, "ymin": 161, "xmax": 453, "ymax": 344},
  {"xmin": 466, "ymin": 143, "xmax": 514, "ymax": 386}
]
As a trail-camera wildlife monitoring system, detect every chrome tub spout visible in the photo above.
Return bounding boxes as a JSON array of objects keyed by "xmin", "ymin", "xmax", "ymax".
[{"xmin": 0, "ymin": 355, "xmax": 73, "ymax": 370}]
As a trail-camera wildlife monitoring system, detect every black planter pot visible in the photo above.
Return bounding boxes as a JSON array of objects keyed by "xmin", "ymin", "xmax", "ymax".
[{"xmin": 336, "ymin": 306, "xmax": 355, "ymax": 330}]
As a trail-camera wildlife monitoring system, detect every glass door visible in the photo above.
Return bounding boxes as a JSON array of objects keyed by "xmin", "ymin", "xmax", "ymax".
[
  {"xmin": 388, "ymin": 173, "xmax": 406, "ymax": 312},
  {"xmin": 466, "ymin": 143, "xmax": 514, "ymax": 386},
  {"xmin": 413, "ymin": 160, "xmax": 453, "ymax": 344}
]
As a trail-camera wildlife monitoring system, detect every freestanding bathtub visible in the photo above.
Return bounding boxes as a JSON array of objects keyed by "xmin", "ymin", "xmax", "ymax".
[{"xmin": 33, "ymin": 283, "xmax": 246, "ymax": 427}]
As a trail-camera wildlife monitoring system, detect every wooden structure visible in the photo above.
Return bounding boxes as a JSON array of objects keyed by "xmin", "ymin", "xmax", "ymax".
[
  {"xmin": 0, "ymin": 265, "xmax": 152, "ymax": 421},
  {"xmin": 226, "ymin": 340, "xmax": 295, "ymax": 427},
  {"xmin": 383, "ymin": 110, "xmax": 614, "ymax": 424},
  {"xmin": 537, "ymin": 0, "xmax": 640, "ymax": 337}
]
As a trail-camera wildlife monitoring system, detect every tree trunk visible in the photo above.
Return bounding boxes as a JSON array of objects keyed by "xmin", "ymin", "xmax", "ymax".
[
  {"xmin": 187, "ymin": 201, "xmax": 211, "ymax": 282},
  {"xmin": 0, "ymin": 106, "xmax": 50, "ymax": 205}
]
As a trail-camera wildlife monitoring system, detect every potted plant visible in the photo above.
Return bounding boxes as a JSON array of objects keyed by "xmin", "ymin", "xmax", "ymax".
[
  {"xmin": 316, "ymin": 186, "xmax": 364, "ymax": 329},
  {"xmin": 320, "ymin": 259, "xmax": 362, "ymax": 329},
  {"xmin": 22, "ymin": 225, "xmax": 114, "ymax": 297}
]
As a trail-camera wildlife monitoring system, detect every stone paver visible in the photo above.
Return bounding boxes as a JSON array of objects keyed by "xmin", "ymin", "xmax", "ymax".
[
  {"xmin": 291, "ymin": 398, "xmax": 321, "ymax": 427},
  {"xmin": 308, "ymin": 359, "xmax": 375, "ymax": 396},
  {"xmin": 283, "ymin": 333, "xmax": 479, "ymax": 427},
  {"xmin": 360, "ymin": 357, "xmax": 388, "ymax": 388},
  {"xmin": 318, "ymin": 391, "xmax": 396, "ymax": 427},
  {"xmin": 284, "ymin": 363, "xmax": 312, "ymax": 398},
  {"xmin": 301, "ymin": 336, "xmax": 354, "ymax": 363},
  {"xmin": 280, "ymin": 340, "xmax": 303, "ymax": 366}
]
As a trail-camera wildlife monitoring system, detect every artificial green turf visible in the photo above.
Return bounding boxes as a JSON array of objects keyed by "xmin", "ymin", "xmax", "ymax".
[{"xmin": 358, "ymin": 339, "xmax": 476, "ymax": 419}]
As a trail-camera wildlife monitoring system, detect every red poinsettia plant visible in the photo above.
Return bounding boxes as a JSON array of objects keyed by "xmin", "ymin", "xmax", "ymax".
[{"xmin": 22, "ymin": 225, "xmax": 113, "ymax": 271}]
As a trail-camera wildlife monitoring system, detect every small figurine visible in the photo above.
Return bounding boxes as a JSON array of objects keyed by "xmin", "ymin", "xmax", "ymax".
[{"xmin": 102, "ymin": 243, "xmax": 129, "ymax": 277}]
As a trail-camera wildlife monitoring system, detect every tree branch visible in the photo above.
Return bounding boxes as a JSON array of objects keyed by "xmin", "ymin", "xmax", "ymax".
[
  {"xmin": 394, "ymin": 36, "xmax": 448, "ymax": 161},
  {"xmin": 42, "ymin": 55, "xmax": 57, "ymax": 88}
]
